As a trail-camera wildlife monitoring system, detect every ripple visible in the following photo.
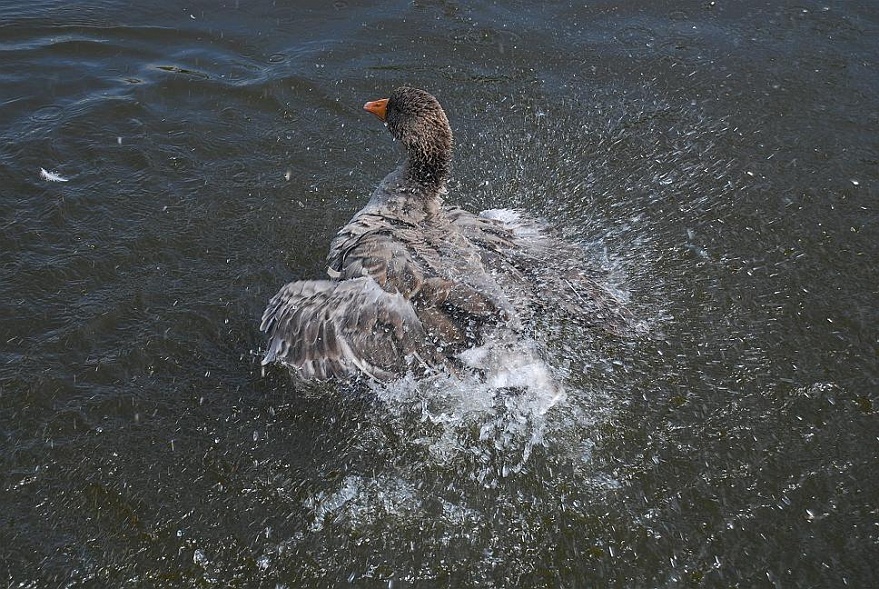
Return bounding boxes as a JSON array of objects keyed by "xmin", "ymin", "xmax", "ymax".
[
  {"xmin": 668, "ymin": 20, "xmax": 701, "ymax": 38},
  {"xmin": 30, "ymin": 105, "xmax": 64, "ymax": 122},
  {"xmin": 615, "ymin": 25, "xmax": 656, "ymax": 48},
  {"xmin": 153, "ymin": 64, "xmax": 210, "ymax": 79},
  {"xmin": 657, "ymin": 36, "xmax": 703, "ymax": 57},
  {"xmin": 228, "ymin": 162, "xmax": 251, "ymax": 187},
  {"xmin": 451, "ymin": 27, "xmax": 521, "ymax": 49}
]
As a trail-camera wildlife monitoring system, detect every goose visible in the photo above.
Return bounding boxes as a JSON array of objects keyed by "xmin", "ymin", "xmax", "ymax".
[{"xmin": 261, "ymin": 86, "xmax": 632, "ymax": 382}]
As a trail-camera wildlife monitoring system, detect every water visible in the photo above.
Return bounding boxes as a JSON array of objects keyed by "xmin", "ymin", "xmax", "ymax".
[{"xmin": 1, "ymin": 0, "xmax": 877, "ymax": 586}]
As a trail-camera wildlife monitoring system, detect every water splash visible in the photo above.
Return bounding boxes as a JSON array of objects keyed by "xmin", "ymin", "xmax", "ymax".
[
  {"xmin": 255, "ymin": 87, "xmax": 738, "ymax": 585},
  {"xmin": 372, "ymin": 366, "xmax": 562, "ymax": 483}
]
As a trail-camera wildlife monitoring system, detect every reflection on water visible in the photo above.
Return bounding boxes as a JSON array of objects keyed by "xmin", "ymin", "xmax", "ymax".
[{"xmin": 1, "ymin": 0, "xmax": 876, "ymax": 586}]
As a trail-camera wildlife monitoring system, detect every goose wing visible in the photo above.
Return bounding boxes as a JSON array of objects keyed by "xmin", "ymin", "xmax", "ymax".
[
  {"xmin": 260, "ymin": 276, "xmax": 430, "ymax": 380},
  {"xmin": 449, "ymin": 207, "xmax": 637, "ymax": 335}
]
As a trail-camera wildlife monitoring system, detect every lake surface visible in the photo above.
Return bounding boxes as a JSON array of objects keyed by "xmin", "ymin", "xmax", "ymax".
[{"xmin": 1, "ymin": 0, "xmax": 877, "ymax": 586}]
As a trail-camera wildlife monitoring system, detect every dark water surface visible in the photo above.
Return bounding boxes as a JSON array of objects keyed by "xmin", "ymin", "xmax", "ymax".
[{"xmin": 2, "ymin": 0, "xmax": 877, "ymax": 586}]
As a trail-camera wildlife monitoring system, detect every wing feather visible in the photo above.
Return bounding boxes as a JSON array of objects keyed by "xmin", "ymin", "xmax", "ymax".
[
  {"xmin": 449, "ymin": 207, "xmax": 637, "ymax": 335},
  {"xmin": 261, "ymin": 277, "xmax": 430, "ymax": 380}
]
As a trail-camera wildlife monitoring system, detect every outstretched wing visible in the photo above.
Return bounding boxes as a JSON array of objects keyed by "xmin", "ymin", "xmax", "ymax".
[
  {"xmin": 449, "ymin": 207, "xmax": 638, "ymax": 335},
  {"xmin": 261, "ymin": 277, "xmax": 431, "ymax": 380}
]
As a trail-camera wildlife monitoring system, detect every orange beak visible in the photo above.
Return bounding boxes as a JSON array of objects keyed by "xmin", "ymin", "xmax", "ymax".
[{"xmin": 363, "ymin": 98, "xmax": 389, "ymax": 122}]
